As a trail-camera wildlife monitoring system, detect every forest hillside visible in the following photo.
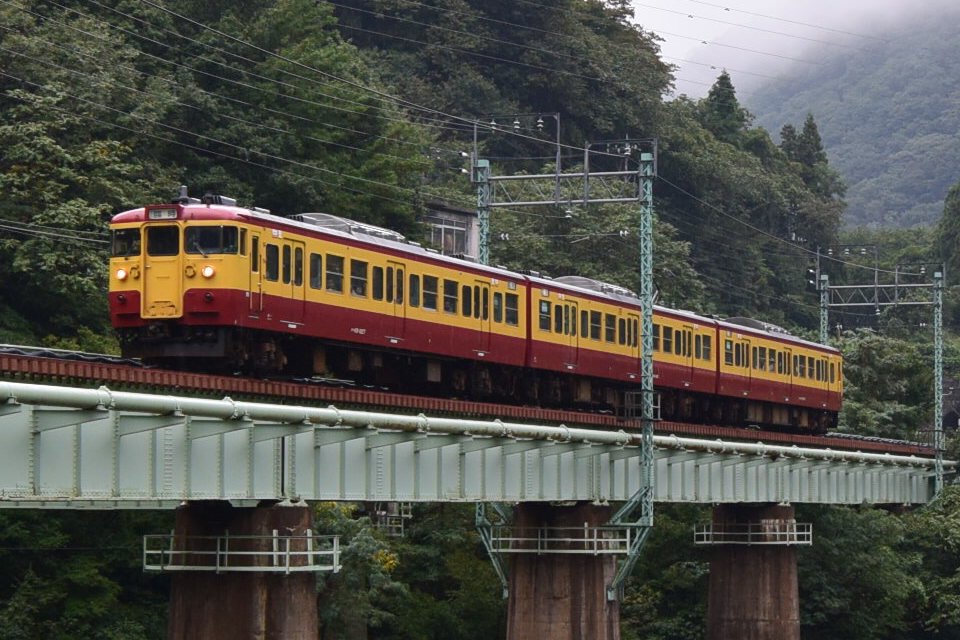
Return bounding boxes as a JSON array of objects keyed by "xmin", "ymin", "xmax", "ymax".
[{"xmin": 747, "ymin": 9, "xmax": 960, "ymax": 228}]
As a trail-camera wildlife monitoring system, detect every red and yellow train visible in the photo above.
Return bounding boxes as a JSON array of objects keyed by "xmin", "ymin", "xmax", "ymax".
[{"xmin": 108, "ymin": 193, "xmax": 843, "ymax": 432}]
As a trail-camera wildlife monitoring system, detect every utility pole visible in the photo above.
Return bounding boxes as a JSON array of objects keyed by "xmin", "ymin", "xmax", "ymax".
[
  {"xmin": 466, "ymin": 118, "xmax": 659, "ymax": 599},
  {"xmin": 818, "ymin": 256, "xmax": 945, "ymax": 496}
]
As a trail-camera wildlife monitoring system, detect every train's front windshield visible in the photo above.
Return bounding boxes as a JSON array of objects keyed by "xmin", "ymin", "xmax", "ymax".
[
  {"xmin": 111, "ymin": 228, "xmax": 141, "ymax": 257},
  {"xmin": 185, "ymin": 226, "xmax": 239, "ymax": 256}
]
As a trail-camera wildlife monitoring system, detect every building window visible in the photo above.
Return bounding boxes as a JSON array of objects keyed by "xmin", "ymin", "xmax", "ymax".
[{"xmin": 424, "ymin": 213, "xmax": 469, "ymax": 255}]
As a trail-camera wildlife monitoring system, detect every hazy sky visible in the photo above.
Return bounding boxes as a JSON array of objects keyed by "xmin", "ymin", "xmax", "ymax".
[{"xmin": 630, "ymin": 0, "xmax": 932, "ymax": 100}]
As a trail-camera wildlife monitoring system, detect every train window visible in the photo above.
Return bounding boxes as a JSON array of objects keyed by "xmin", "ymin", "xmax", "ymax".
[
  {"xmin": 240, "ymin": 229, "xmax": 247, "ymax": 256},
  {"xmin": 632, "ymin": 320, "xmax": 638, "ymax": 347},
  {"xmin": 443, "ymin": 280, "xmax": 458, "ymax": 313},
  {"xmin": 572, "ymin": 309, "xmax": 578, "ymax": 337},
  {"xmin": 778, "ymin": 352, "xmax": 785, "ymax": 375},
  {"xmin": 792, "ymin": 355, "xmax": 799, "ymax": 377},
  {"xmin": 605, "ymin": 314, "xmax": 616, "ymax": 343},
  {"xmin": 423, "ymin": 275, "xmax": 438, "ymax": 310},
  {"xmin": 830, "ymin": 362, "xmax": 836, "ymax": 383},
  {"xmin": 476, "ymin": 288, "xmax": 484, "ymax": 320},
  {"xmin": 494, "ymin": 293, "xmax": 503, "ymax": 323},
  {"xmin": 686, "ymin": 331, "xmax": 693, "ymax": 356},
  {"xmin": 768, "ymin": 349, "xmax": 776, "ymax": 372},
  {"xmin": 724, "ymin": 339, "xmax": 733, "ymax": 365},
  {"xmin": 554, "ymin": 305, "xmax": 563, "ymax": 333},
  {"xmin": 540, "ymin": 301, "xmax": 552, "ymax": 331},
  {"xmin": 798, "ymin": 356, "xmax": 806, "ymax": 378},
  {"xmin": 326, "ymin": 255, "xmax": 344, "ymax": 293},
  {"xmin": 808, "ymin": 357, "xmax": 815, "ymax": 379},
  {"xmin": 410, "ymin": 274, "xmax": 421, "ymax": 307},
  {"xmin": 653, "ymin": 324, "xmax": 660, "ymax": 351},
  {"xmin": 386, "ymin": 267, "xmax": 394, "ymax": 303},
  {"xmin": 112, "ymin": 228, "xmax": 141, "ymax": 257},
  {"xmin": 350, "ymin": 260, "xmax": 368, "ymax": 296},
  {"xmin": 282, "ymin": 246, "xmax": 291, "ymax": 284},
  {"xmin": 294, "ymin": 248, "xmax": 303, "ymax": 286},
  {"xmin": 505, "ymin": 293, "xmax": 519, "ymax": 326},
  {"xmin": 251, "ymin": 237, "xmax": 259, "ymax": 273},
  {"xmin": 581, "ymin": 311, "xmax": 589, "ymax": 338},
  {"xmin": 265, "ymin": 244, "xmax": 279, "ymax": 282},
  {"xmin": 185, "ymin": 226, "xmax": 238, "ymax": 255},
  {"xmin": 372, "ymin": 267, "xmax": 384, "ymax": 300},
  {"xmin": 309, "ymin": 253, "xmax": 322, "ymax": 289},
  {"xmin": 695, "ymin": 335, "xmax": 702, "ymax": 359},
  {"xmin": 757, "ymin": 347, "xmax": 766, "ymax": 371},
  {"xmin": 663, "ymin": 326, "xmax": 674, "ymax": 353},
  {"xmin": 395, "ymin": 269, "xmax": 404, "ymax": 304},
  {"xmin": 462, "ymin": 285, "xmax": 473, "ymax": 317},
  {"xmin": 146, "ymin": 226, "xmax": 179, "ymax": 257},
  {"xmin": 703, "ymin": 335, "xmax": 712, "ymax": 360},
  {"xmin": 734, "ymin": 343, "xmax": 742, "ymax": 367},
  {"xmin": 618, "ymin": 319, "xmax": 626, "ymax": 345},
  {"xmin": 625, "ymin": 317, "xmax": 632, "ymax": 346},
  {"xmin": 590, "ymin": 311, "xmax": 602, "ymax": 340}
]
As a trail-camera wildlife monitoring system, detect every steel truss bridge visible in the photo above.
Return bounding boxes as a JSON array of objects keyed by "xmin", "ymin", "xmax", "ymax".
[{"xmin": 0, "ymin": 381, "xmax": 947, "ymax": 508}]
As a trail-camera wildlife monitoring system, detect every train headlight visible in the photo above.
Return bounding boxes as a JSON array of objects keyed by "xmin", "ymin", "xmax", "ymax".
[
  {"xmin": 201, "ymin": 265, "xmax": 216, "ymax": 278},
  {"xmin": 116, "ymin": 268, "xmax": 128, "ymax": 281}
]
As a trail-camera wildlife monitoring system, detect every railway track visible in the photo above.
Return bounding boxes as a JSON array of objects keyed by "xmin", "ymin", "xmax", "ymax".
[{"xmin": 0, "ymin": 345, "xmax": 934, "ymax": 458}]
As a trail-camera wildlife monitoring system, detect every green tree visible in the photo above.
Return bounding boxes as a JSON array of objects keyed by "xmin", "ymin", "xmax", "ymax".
[{"xmin": 698, "ymin": 71, "xmax": 749, "ymax": 145}]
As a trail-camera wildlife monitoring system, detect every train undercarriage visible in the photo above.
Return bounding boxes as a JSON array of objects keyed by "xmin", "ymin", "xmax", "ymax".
[{"xmin": 119, "ymin": 324, "xmax": 836, "ymax": 434}]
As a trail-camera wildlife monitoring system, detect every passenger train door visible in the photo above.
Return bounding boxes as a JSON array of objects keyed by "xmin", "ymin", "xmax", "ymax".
[
  {"xmin": 387, "ymin": 261, "xmax": 406, "ymax": 340},
  {"xmin": 474, "ymin": 280, "xmax": 492, "ymax": 355},
  {"xmin": 281, "ymin": 240, "xmax": 306, "ymax": 326},
  {"xmin": 248, "ymin": 232, "xmax": 263, "ymax": 317},
  {"xmin": 142, "ymin": 224, "xmax": 183, "ymax": 318},
  {"xmin": 680, "ymin": 324, "xmax": 695, "ymax": 387},
  {"xmin": 562, "ymin": 301, "xmax": 579, "ymax": 370}
]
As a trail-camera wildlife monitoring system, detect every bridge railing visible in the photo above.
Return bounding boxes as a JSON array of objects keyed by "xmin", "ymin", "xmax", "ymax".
[
  {"xmin": 487, "ymin": 524, "xmax": 634, "ymax": 555},
  {"xmin": 693, "ymin": 521, "xmax": 813, "ymax": 546},
  {"xmin": 143, "ymin": 531, "xmax": 342, "ymax": 573}
]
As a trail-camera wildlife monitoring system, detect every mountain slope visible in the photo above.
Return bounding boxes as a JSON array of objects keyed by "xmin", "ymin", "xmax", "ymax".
[{"xmin": 747, "ymin": 11, "xmax": 960, "ymax": 228}]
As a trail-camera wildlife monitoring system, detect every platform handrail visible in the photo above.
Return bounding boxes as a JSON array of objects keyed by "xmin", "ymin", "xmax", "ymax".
[{"xmin": 143, "ymin": 531, "xmax": 341, "ymax": 573}]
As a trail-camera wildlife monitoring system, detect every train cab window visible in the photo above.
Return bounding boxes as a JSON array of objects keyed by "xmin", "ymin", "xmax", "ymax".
[
  {"xmin": 581, "ymin": 311, "xmax": 589, "ymax": 338},
  {"xmin": 350, "ymin": 260, "xmax": 368, "ymax": 296},
  {"xmin": 410, "ymin": 274, "xmax": 421, "ymax": 307},
  {"xmin": 540, "ymin": 301, "xmax": 552, "ymax": 331},
  {"xmin": 703, "ymin": 335, "xmax": 712, "ymax": 360},
  {"xmin": 265, "ymin": 244, "xmax": 279, "ymax": 282},
  {"xmin": 724, "ymin": 339, "xmax": 733, "ymax": 365},
  {"xmin": 251, "ymin": 237, "xmax": 259, "ymax": 273},
  {"xmin": 372, "ymin": 267, "xmax": 384, "ymax": 300},
  {"xmin": 185, "ymin": 226, "xmax": 238, "ymax": 255},
  {"xmin": 618, "ymin": 319, "xmax": 626, "ymax": 345},
  {"xmin": 309, "ymin": 253, "xmax": 322, "ymax": 289},
  {"xmin": 494, "ymin": 293, "xmax": 503, "ymax": 323},
  {"xmin": 282, "ymin": 246, "xmax": 291, "ymax": 284},
  {"xmin": 146, "ymin": 226, "xmax": 178, "ymax": 256},
  {"xmin": 505, "ymin": 293, "xmax": 519, "ymax": 326},
  {"xmin": 590, "ymin": 311, "xmax": 602, "ymax": 340},
  {"xmin": 663, "ymin": 326, "xmax": 674, "ymax": 353},
  {"xmin": 385, "ymin": 267, "xmax": 394, "ymax": 303},
  {"xmin": 423, "ymin": 275, "xmax": 438, "ymax": 310},
  {"xmin": 462, "ymin": 285, "xmax": 473, "ymax": 317},
  {"xmin": 293, "ymin": 248, "xmax": 303, "ymax": 286},
  {"xmin": 605, "ymin": 314, "xmax": 616, "ymax": 343},
  {"xmin": 443, "ymin": 280, "xmax": 458, "ymax": 313},
  {"xmin": 395, "ymin": 269, "xmax": 404, "ymax": 304},
  {"xmin": 554, "ymin": 305, "xmax": 563, "ymax": 333},
  {"xmin": 653, "ymin": 324, "xmax": 661, "ymax": 351},
  {"xmin": 112, "ymin": 228, "xmax": 141, "ymax": 257},
  {"xmin": 326, "ymin": 255, "xmax": 344, "ymax": 293}
]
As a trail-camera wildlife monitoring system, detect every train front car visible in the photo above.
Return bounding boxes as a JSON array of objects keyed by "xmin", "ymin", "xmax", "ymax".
[{"xmin": 108, "ymin": 195, "xmax": 255, "ymax": 370}]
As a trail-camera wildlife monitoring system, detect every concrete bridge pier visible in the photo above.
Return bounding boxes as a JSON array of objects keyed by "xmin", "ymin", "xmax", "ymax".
[
  {"xmin": 506, "ymin": 502, "xmax": 621, "ymax": 640},
  {"xmin": 705, "ymin": 503, "xmax": 803, "ymax": 640},
  {"xmin": 166, "ymin": 500, "xmax": 318, "ymax": 640}
]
